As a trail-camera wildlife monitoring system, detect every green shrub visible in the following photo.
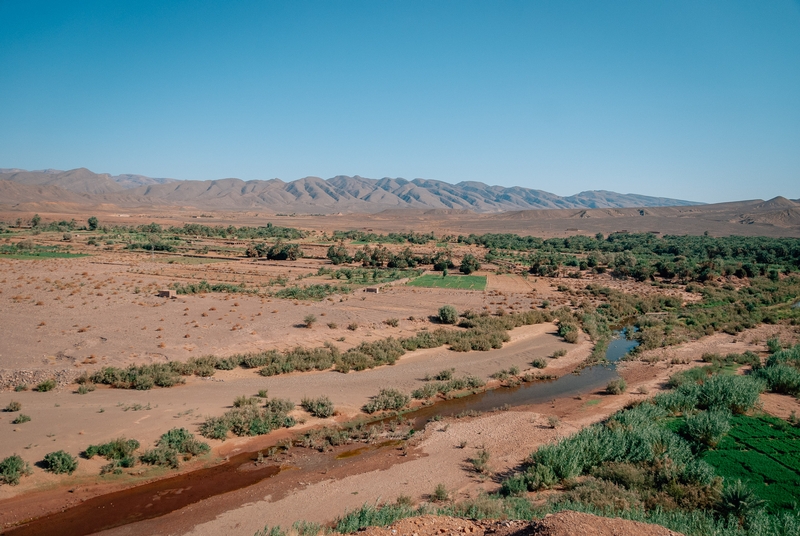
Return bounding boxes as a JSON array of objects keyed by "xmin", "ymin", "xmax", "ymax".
[
  {"xmin": 553, "ymin": 349, "xmax": 567, "ymax": 358},
  {"xmin": 4, "ymin": 401, "xmax": 21, "ymax": 412},
  {"xmin": 717, "ymin": 479, "xmax": 766, "ymax": 525},
  {"xmin": 35, "ymin": 379, "xmax": 56, "ymax": 392},
  {"xmin": 696, "ymin": 374, "xmax": 764, "ymax": 414},
  {"xmin": 531, "ymin": 358, "xmax": 547, "ymax": 369},
  {"xmin": 301, "ymin": 396, "xmax": 335, "ymax": 418},
  {"xmin": 432, "ymin": 483, "xmax": 449, "ymax": 501},
  {"xmin": 14, "ymin": 384, "xmax": 28, "ymax": 392},
  {"xmin": 558, "ymin": 322, "xmax": 579, "ymax": 343},
  {"xmin": 335, "ymin": 503, "xmax": 426, "ymax": 534},
  {"xmin": 42, "ymin": 450, "xmax": 78, "ymax": 475},
  {"xmin": 303, "ymin": 314, "xmax": 317, "ymax": 328},
  {"xmin": 85, "ymin": 438, "xmax": 140, "ymax": 461},
  {"xmin": 682, "ymin": 409, "xmax": 731, "ymax": 447},
  {"xmin": 233, "ymin": 395, "xmax": 258, "ymax": 407},
  {"xmin": 412, "ymin": 383, "xmax": 439, "ymax": 400},
  {"xmin": 0, "ymin": 455, "xmax": 32, "ymax": 485},
  {"xmin": 438, "ymin": 305, "xmax": 458, "ymax": 324},
  {"xmin": 362, "ymin": 389, "xmax": 410, "ymax": 414},
  {"xmin": 605, "ymin": 378, "xmax": 627, "ymax": 395},
  {"xmin": 199, "ymin": 399, "xmax": 296, "ymax": 439},
  {"xmin": 767, "ymin": 337, "xmax": 783, "ymax": 354},
  {"xmin": 470, "ymin": 449, "xmax": 490, "ymax": 473},
  {"xmin": 653, "ymin": 387, "xmax": 699, "ymax": 415},
  {"xmin": 12, "ymin": 414, "xmax": 31, "ymax": 424},
  {"xmin": 140, "ymin": 445, "xmax": 179, "ymax": 468},
  {"xmin": 76, "ymin": 383, "xmax": 95, "ymax": 395},
  {"xmin": 157, "ymin": 427, "xmax": 210, "ymax": 457},
  {"xmin": 756, "ymin": 364, "xmax": 800, "ymax": 396},
  {"xmin": 433, "ymin": 368, "xmax": 454, "ymax": 381}
]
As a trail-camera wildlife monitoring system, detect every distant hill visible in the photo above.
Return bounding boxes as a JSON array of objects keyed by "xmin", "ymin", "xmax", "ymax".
[{"xmin": 0, "ymin": 167, "xmax": 704, "ymax": 213}]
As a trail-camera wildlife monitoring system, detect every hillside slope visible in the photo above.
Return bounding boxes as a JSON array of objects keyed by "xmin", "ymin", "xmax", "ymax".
[{"xmin": 0, "ymin": 168, "xmax": 703, "ymax": 213}]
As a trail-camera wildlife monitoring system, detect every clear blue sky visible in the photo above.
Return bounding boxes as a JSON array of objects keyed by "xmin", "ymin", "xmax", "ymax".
[{"xmin": 1, "ymin": 1, "xmax": 798, "ymax": 203}]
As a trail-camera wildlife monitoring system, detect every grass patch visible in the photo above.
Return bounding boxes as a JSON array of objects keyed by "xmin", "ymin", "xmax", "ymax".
[
  {"xmin": 408, "ymin": 274, "xmax": 486, "ymax": 290},
  {"xmin": 702, "ymin": 414, "xmax": 800, "ymax": 512}
]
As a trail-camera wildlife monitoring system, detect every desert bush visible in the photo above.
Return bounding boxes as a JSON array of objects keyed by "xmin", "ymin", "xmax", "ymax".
[
  {"xmin": 432, "ymin": 483, "xmax": 449, "ymax": 502},
  {"xmin": 433, "ymin": 368, "xmax": 454, "ymax": 381},
  {"xmin": 233, "ymin": 395, "xmax": 259, "ymax": 407},
  {"xmin": 0, "ymin": 455, "xmax": 32, "ymax": 485},
  {"xmin": 553, "ymin": 349, "xmax": 567, "ymax": 358},
  {"xmin": 682, "ymin": 409, "xmax": 731, "ymax": 448},
  {"xmin": 347, "ymin": 322, "xmax": 359, "ymax": 331},
  {"xmin": 90, "ymin": 364, "xmax": 184, "ymax": 390},
  {"xmin": 606, "ymin": 378, "xmax": 627, "ymax": 395},
  {"xmin": 4, "ymin": 401, "xmax": 21, "ymax": 412},
  {"xmin": 531, "ymin": 358, "xmax": 547, "ymax": 369},
  {"xmin": 139, "ymin": 445, "xmax": 179, "ymax": 468},
  {"xmin": 383, "ymin": 318, "xmax": 399, "ymax": 327},
  {"xmin": 76, "ymin": 383, "xmax": 95, "ymax": 394},
  {"xmin": 14, "ymin": 384, "xmax": 28, "ymax": 392},
  {"xmin": 42, "ymin": 450, "xmax": 78, "ymax": 474},
  {"xmin": 157, "ymin": 428, "xmax": 210, "ymax": 457},
  {"xmin": 412, "ymin": 383, "xmax": 439, "ymax": 400},
  {"xmin": 35, "ymin": 379, "xmax": 56, "ymax": 392},
  {"xmin": 558, "ymin": 322, "xmax": 579, "ymax": 343},
  {"xmin": 362, "ymin": 389, "xmax": 410, "ymax": 414},
  {"xmin": 470, "ymin": 449, "xmax": 491, "ymax": 473},
  {"xmin": 438, "ymin": 305, "xmax": 458, "ymax": 324},
  {"xmin": 199, "ymin": 399, "xmax": 296, "ymax": 439},
  {"xmin": 303, "ymin": 314, "xmax": 317, "ymax": 328},
  {"xmin": 85, "ymin": 438, "xmax": 140, "ymax": 461},
  {"xmin": 12, "ymin": 414, "xmax": 31, "ymax": 424},
  {"xmin": 301, "ymin": 396, "xmax": 335, "ymax": 418}
]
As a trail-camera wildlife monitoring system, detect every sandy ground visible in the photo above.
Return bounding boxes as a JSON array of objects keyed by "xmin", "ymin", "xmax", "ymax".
[
  {"xmin": 88, "ymin": 324, "xmax": 797, "ymax": 536},
  {"xmin": 3, "ymin": 202, "xmax": 799, "ymax": 238},
  {"xmin": 1, "ymin": 235, "xmax": 798, "ymax": 535},
  {"xmin": 0, "ymin": 321, "xmax": 582, "ymax": 504}
]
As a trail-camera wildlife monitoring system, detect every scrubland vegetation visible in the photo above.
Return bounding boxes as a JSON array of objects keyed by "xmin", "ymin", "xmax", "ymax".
[
  {"xmin": 325, "ymin": 346, "xmax": 800, "ymax": 536},
  {"xmin": 83, "ymin": 310, "xmax": 552, "ymax": 390}
]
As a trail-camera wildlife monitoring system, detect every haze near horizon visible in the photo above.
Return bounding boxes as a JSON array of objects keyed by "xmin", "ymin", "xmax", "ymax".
[{"xmin": 1, "ymin": 0, "xmax": 798, "ymax": 203}]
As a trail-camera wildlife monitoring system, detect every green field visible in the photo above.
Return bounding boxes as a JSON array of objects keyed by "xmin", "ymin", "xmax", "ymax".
[
  {"xmin": 703, "ymin": 414, "xmax": 800, "ymax": 512},
  {"xmin": 407, "ymin": 274, "xmax": 486, "ymax": 290},
  {"xmin": 0, "ymin": 251, "xmax": 87, "ymax": 260}
]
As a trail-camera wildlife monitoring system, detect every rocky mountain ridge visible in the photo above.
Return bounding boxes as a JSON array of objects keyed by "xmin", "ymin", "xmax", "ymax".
[{"xmin": 0, "ymin": 167, "xmax": 703, "ymax": 213}]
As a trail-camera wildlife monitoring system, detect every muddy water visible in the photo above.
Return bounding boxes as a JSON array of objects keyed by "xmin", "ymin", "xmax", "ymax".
[
  {"xmin": 5, "ymin": 333, "xmax": 637, "ymax": 536},
  {"xmin": 404, "ymin": 330, "xmax": 638, "ymax": 428}
]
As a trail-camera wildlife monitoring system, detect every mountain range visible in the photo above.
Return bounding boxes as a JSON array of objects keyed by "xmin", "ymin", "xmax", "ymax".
[{"xmin": 0, "ymin": 167, "xmax": 706, "ymax": 213}]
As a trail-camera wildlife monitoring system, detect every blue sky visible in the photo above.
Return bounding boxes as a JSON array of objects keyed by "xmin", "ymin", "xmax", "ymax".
[{"xmin": 1, "ymin": 1, "xmax": 798, "ymax": 203}]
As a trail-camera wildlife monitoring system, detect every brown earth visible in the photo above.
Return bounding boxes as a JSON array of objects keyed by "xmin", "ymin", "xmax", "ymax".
[
  {"xmin": 1, "ymin": 220, "xmax": 799, "ymax": 536},
  {"xmin": 3, "ymin": 193, "xmax": 800, "ymax": 238},
  {"xmin": 358, "ymin": 512, "xmax": 682, "ymax": 536},
  {"xmin": 80, "ymin": 325, "xmax": 795, "ymax": 536}
]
